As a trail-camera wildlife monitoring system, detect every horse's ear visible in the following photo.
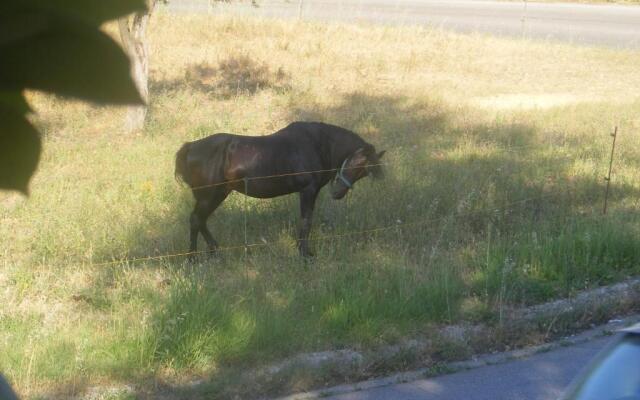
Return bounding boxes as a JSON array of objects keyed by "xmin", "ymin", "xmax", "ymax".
[
  {"xmin": 376, "ymin": 150, "xmax": 386, "ymax": 160},
  {"xmin": 360, "ymin": 144, "xmax": 378, "ymax": 158}
]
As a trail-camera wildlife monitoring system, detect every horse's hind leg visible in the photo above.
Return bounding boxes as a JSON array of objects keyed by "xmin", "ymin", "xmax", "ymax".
[
  {"xmin": 189, "ymin": 189, "xmax": 228, "ymax": 259},
  {"xmin": 199, "ymin": 192, "xmax": 228, "ymax": 252}
]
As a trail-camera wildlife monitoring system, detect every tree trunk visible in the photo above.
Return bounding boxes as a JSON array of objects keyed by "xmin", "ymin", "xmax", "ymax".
[{"xmin": 118, "ymin": 0, "xmax": 156, "ymax": 132}]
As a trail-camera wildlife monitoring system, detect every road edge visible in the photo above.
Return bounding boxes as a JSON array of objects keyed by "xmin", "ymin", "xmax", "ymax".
[
  {"xmin": 278, "ymin": 313, "xmax": 640, "ymax": 400},
  {"xmin": 272, "ymin": 277, "xmax": 640, "ymax": 399}
]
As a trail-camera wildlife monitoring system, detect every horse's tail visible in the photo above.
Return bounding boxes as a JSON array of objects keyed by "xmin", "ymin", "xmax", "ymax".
[{"xmin": 175, "ymin": 142, "xmax": 191, "ymax": 186}]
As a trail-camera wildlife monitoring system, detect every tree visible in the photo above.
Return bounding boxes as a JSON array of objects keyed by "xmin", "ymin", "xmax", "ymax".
[
  {"xmin": 118, "ymin": 0, "xmax": 158, "ymax": 132},
  {"xmin": 0, "ymin": 0, "xmax": 146, "ymax": 194}
]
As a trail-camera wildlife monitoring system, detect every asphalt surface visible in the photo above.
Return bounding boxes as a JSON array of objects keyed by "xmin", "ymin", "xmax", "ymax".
[
  {"xmin": 165, "ymin": 0, "xmax": 640, "ymax": 48},
  {"xmin": 323, "ymin": 335, "xmax": 611, "ymax": 400}
]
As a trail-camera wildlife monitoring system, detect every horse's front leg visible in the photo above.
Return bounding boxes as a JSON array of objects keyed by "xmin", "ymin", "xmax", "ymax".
[{"xmin": 298, "ymin": 186, "xmax": 319, "ymax": 257}]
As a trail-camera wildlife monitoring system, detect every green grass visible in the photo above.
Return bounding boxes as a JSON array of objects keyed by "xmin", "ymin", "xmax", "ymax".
[{"xmin": 1, "ymin": 13, "xmax": 640, "ymax": 399}]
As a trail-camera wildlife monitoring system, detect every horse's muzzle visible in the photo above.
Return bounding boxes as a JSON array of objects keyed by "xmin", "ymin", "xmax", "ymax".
[{"xmin": 330, "ymin": 181, "xmax": 349, "ymax": 200}]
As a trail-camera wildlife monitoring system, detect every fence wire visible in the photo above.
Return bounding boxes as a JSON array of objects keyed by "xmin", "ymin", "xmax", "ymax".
[
  {"xmin": 90, "ymin": 144, "xmax": 610, "ymax": 267},
  {"xmin": 185, "ymin": 141, "xmax": 579, "ymax": 191}
]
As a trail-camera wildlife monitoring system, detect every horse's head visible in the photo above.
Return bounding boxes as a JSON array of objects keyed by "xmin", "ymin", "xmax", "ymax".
[{"xmin": 330, "ymin": 145, "xmax": 386, "ymax": 200}]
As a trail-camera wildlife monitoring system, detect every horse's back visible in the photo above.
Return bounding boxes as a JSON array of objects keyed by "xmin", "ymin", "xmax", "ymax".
[{"xmin": 274, "ymin": 121, "xmax": 347, "ymax": 139}]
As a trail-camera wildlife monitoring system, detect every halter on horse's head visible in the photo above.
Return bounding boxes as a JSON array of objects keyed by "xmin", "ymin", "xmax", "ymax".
[{"xmin": 330, "ymin": 145, "xmax": 385, "ymax": 200}]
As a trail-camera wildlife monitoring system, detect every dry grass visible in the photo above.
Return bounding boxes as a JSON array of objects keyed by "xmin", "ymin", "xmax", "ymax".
[{"xmin": 2, "ymin": 13, "xmax": 640, "ymax": 399}]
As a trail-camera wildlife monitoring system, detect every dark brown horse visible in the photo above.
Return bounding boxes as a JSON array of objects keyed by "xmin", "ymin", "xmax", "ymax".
[{"xmin": 175, "ymin": 121, "xmax": 385, "ymax": 258}]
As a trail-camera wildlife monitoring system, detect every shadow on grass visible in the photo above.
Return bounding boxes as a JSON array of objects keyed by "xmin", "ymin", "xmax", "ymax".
[
  {"xmin": 150, "ymin": 55, "xmax": 291, "ymax": 100},
  {"xmin": 50, "ymin": 91, "xmax": 640, "ymax": 399}
]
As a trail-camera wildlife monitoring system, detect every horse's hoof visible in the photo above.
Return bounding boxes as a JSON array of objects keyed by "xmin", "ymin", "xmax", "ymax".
[{"xmin": 301, "ymin": 251, "xmax": 315, "ymax": 259}]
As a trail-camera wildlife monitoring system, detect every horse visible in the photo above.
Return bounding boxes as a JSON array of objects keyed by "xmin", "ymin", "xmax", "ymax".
[{"xmin": 175, "ymin": 121, "xmax": 386, "ymax": 258}]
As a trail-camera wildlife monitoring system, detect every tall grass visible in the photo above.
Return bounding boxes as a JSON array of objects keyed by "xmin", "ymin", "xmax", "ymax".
[{"xmin": 1, "ymin": 13, "xmax": 639, "ymax": 398}]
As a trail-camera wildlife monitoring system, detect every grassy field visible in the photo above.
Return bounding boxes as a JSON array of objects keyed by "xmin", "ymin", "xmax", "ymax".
[{"xmin": 2, "ymin": 12, "xmax": 640, "ymax": 399}]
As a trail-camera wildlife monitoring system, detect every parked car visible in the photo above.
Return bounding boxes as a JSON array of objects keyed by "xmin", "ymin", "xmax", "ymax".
[{"xmin": 562, "ymin": 322, "xmax": 640, "ymax": 400}]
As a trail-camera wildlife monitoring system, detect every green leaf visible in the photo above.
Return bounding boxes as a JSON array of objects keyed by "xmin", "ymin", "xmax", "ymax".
[
  {"xmin": 0, "ymin": 17, "xmax": 143, "ymax": 105},
  {"xmin": 0, "ymin": 90, "xmax": 31, "ymax": 114},
  {"xmin": 0, "ymin": 107, "xmax": 41, "ymax": 195},
  {"xmin": 0, "ymin": 13, "xmax": 50, "ymax": 47},
  {"xmin": 0, "ymin": 0, "xmax": 147, "ymax": 26}
]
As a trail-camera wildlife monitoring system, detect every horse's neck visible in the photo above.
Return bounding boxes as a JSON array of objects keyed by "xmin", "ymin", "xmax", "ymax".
[{"xmin": 330, "ymin": 134, "xmax": 364, "ymax": 168}]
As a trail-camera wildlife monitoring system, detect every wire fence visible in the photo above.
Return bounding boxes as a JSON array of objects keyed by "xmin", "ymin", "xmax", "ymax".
[
  {"xmin": 90, "ymin": 141, "xmax": 617, "ymax": 268},
  {"xmin": 187, "ymin": 140, "xmax": 582, "ymax": 191}
]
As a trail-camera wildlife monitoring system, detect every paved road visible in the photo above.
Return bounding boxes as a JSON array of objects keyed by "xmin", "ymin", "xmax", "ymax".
[
  {"xmin": 323, "ymin": 335, "xmax": 611, "ymax": 400},
  {"xmin": 165, "ymin": 0, "xmax": 640, "ymax": 48}
]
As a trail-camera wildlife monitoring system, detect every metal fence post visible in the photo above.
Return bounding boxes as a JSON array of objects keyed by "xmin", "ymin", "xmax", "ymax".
[
  {"xmin": 603, "ymin": 126, "xmax": 618, "ymax": 214},
  {"xmin": 297, "ymin": 0, "xmax": 304, "ymax": 20},
  {"xmin": 521, "ymin": 0, "xmax": 528, "ymax": 38}
]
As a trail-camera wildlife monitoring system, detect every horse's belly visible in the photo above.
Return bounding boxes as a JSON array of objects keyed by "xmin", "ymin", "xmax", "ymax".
[{"xmin": 234, "ymin": 177, "xmax": 306, "ymax": 198}]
